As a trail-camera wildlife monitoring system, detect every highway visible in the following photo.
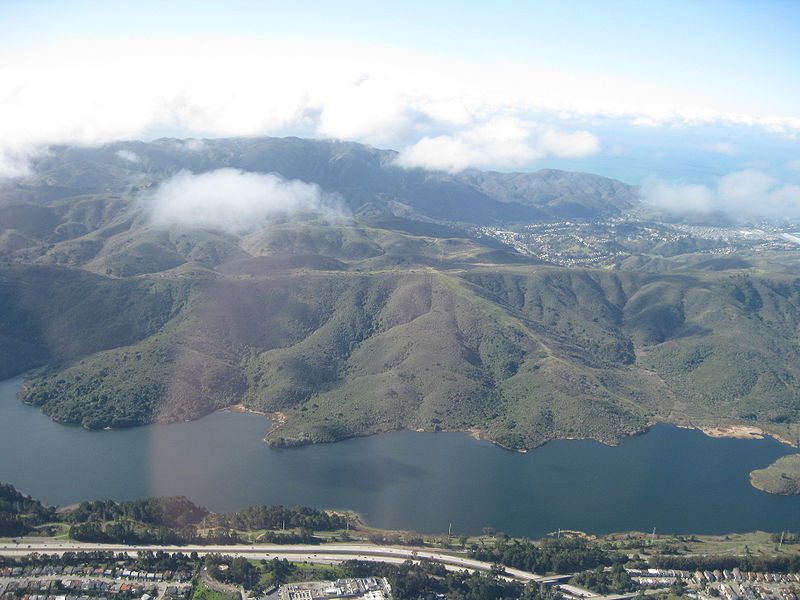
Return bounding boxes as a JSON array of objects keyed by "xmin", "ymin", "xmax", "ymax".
[
  {"xmin": 0, "ymin": 541, "xmax": 557, "ymax": 583},
  {"xmin": 0, "ymin": 540, "xmax": 664, "ymax": 600}
]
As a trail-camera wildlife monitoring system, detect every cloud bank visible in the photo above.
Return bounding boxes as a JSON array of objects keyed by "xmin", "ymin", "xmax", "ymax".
[
  {"xmin": 641, "ymin": 170, "xmax": 800, "ymax": 219},
  {"xmin": 396, "ymin": 118, "xmax": 599, "ymax": 172},
  {"xmin": 148, "ymin": 169, "xmax": 341, "ymax": 233},
  {"xmin": 2, "ymin": 37, "xmax": 799, "ymax": 177}
]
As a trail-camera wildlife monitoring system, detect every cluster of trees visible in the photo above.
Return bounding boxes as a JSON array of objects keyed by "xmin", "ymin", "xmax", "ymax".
[
  {"xmin": 570, "ymin": 564, "xmax": 636, "ymax": 594},
  {"xmin": 0, "ymin": 550, "xmax": 195, "ymax": 573},
  {"xmin": 204, "ymin": 555, "xmax": 300, "ymax": 589},
  {"xmin": 202, "ymin": 505, "xmax": 347, "ymax": 532},
  {"xmin": 69, "ymin": 521, "xmax": 241, "ymax": 545},
  {"xmin": 257, "ymin": 558, "xmax": 296, "ymax": 586},
  {"xmin": 651, "ymin": 553, "xmax": 800, "ymax": 574},
  {"xmin": 70, "ymin": 521, "xmax": 184, "ymax": 545},
  {"xmin": 469, "ymin": 538, "xmax": 623, "ymax": 574},
  {"xmin": 0, "ymin": 482, "xmax": 57, "ymax": 536},
  {"xmin": 67, "ymin": 497, "xmax": 209, "ymax": 528},
  {"xmin": 0, "ymin": 551, "xmax": 118, "ymax": 568},
  {"xmin": 205, "ymin": 554, "xmax": 260, "ymax": 588},
  {"xmin": 0, "ymin": 481, "xmax": 348, "ymax": 547},
  {"xmin": 261, "ymin": 530, "xmax": 321, "ymax": 544},
  {"xmin": 338, "ymin": 559, "xmax": 559, "ymax": 600},
  {"xmin": 54, "ymin": 492, "xmax": 344, "ymax": 545}
]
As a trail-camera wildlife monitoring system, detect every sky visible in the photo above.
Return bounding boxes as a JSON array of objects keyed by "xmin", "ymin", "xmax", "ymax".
[{"xmin": 1, "ymin": 0, "xmax": 799, "ymax": 207}]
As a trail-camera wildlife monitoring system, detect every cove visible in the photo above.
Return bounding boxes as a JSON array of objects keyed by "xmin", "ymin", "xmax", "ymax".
[{"xmin": 1, "ymin": 376, "xmax": 799, "ymax": 538}]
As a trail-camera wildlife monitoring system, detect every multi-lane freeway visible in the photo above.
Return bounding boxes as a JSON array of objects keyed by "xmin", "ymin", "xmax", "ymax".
[
  {"xmin": 0, "ymin": 542, "xmax": 550, "ymax": 582},
  {"xmin": 0, "ymin": 540, "xmax": 663, "ymax": 600}
]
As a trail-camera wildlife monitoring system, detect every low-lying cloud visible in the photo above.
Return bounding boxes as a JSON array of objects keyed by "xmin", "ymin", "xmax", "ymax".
[
  {"xmin": 148, "ymin": 169, "xmax": 342, "ymax": 233},
  {"xmin": 395, "ymin": 118, "xmax": 599, "ymax": 172},
  {"xmin": 115, "ymin": 149, "xmax": 140, "ymax": 163},
  {"xmin": 641, "ymin": 170, "xmax": 800, "ymax": 219},
  {"xmin": 2, "ymin": 37, "xmax": 799, "ymax": 178}
]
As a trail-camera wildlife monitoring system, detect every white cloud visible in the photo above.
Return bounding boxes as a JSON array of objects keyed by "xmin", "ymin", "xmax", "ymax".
[
  {"xmin": 641, "ymin": 170, "xmax": 800, "ymax": 218},
  {"xmin": 0, "ymin": 146, "xmax": 32, "ymax": 178},
  {"xmin": 704, "ymin": 141, "xmax": 738, "ymax": 156},
  {"xmin": 639, "ymin": 180, "xmax": 715, "ymax": 214},
  {"xmin": 148, "ymin": 169, "xmax": 342, "ymax": 233},
  {"xmin": 1, "ymin": 36, "xmax": 799, "ymax": 177},
  {"xmin": 180, "ymin": 139, "xmax": 206, "ymax": 152},
  {"xmin": 316, "ymin": 76, "xmax": 416, "ymax": 145},
  {"xmin": 115, "ymin": 149, "xmax": 140, "ymax": 163},
  {"xmin": 396, "ymin": 118, "xmax": 599, "ymax": 172}
]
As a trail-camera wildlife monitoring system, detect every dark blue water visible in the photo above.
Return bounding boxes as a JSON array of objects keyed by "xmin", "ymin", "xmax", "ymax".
[{"xmin": 1, "ymin": 376, "xmax": 798, "ymax": 537}]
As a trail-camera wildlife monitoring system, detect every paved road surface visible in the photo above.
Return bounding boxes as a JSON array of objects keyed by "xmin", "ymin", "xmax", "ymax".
[
  {"xmin": 0, "ymin": 540, "xmax": 666, "ymax": 600},
  {"xmin": 0, "ymin": 542, "xmax": 552, "ymax": 583}
]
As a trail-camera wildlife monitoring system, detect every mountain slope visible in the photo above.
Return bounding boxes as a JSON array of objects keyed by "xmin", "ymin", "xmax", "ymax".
[
  {"xmin": 1, "ymin": 136, "xmax": 799, "ymax": 450},
  {"xmin": 8, "ymin": 260, "xmax": 800, "ymax": 448},
  {"xmin": 1, "ymin": 136, "xmax": 637, "ymax": 230}
]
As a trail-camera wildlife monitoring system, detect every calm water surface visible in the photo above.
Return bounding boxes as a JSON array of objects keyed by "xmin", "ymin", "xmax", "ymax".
[{"xmin": 1, "ymin": 376, "xmax": 799, "ymax": 537}]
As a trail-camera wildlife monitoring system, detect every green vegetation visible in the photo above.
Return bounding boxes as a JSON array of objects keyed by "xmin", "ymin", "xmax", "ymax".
[
  {"xmin": 750, "ymin": 454, "xmax": 800, "ymax": 495},
  {"xmin": 0, "ymin": 482, "xmax": 348, "ymax": 546},
  {"xmin": 650, "ymin": 553, "xmax": 800, "ymax": 574},
  {"xmin": 202, "ymin": 502, "xmax": 347, "ymax": 531},
  {"xmin": 183, "ymin": 554, "xmax": 566, "ymax": 600},
  {"xmin": 2, "ymin": 136, "xmax": 800, "ymax": 450},
  {"xmin": 570, "ymin": 564, "xmax": 636, "ymax": 594},
  {"xmin": 336, "ymin": 559, "xmax": 557, "ymax": 600},
  {"xmin": 0, "ymin": 482, "xmax": 56, "ymax": 536},
  {"xmin": 191, "ymin": 581, "xmax": 238, "ymax": 600},
  {"xmin": 11, "ymin": 263, "xmax": 800, "ymax": 449},
  {"xmin": 68, "ymin": 496, "xmax": 210, "ymax": 527},
  {"xmin": 205, "ymin": 555, "xmax": 260, "ymax": 588},
  {"xmin": 469, "ymin": 538, "xmax": 623, "ymax": 574}
]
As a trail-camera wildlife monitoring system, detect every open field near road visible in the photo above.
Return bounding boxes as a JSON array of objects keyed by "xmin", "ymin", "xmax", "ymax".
[{"xmin": 598, "ymin": 530, "xmax": 800, "ymax": 558}]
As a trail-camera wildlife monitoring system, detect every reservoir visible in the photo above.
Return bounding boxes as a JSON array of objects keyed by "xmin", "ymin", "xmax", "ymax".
[{"xmin": 1, "ymin": 376, "xmax": 799, "ymax": 537}]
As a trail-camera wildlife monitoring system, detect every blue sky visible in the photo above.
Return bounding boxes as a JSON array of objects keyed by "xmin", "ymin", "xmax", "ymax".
[
  {"xmin": 4, "ymin": 0, "xmax": 799, "ymax": 113},
  {"xmin": 0, "ymin": 0, "xmax": 798, "ymax": 190}
]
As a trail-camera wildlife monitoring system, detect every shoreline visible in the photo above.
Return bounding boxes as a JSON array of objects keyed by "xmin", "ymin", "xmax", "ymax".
[
  {"xmin": 8, "ymin": 375, "xmax": 797, "ymax": 450},
  {"xmin": 224, "ymin": 403, "xmax": 267, "ymax": 417},
  {"xmin": 676, "ymin": 423, "xmax": 797, "ymax": 447},
  {"xmin": 220, "ymin": 403, "xmax": 287, "ymax": 441},
  {"xmin": 255, "ymin": 418, "xmax": 797, "ymax": 453}
]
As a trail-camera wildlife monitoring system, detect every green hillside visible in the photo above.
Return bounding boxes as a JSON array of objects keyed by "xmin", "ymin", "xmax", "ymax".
[
  {"xmin": 1, "ymin": 136, "xmax": 799, "ymax": 450},
  {"xmin": 8, "ymin": 257, "xmax": 800, "ymax": 448}
]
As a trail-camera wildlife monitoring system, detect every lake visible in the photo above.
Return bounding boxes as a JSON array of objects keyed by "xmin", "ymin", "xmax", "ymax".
[{"xmin": 1, "ymin": 375, "xmax": 799, "ymax": 537}]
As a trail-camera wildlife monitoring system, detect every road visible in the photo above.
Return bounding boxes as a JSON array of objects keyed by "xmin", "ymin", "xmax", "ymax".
[
  {"xmin": 0, "ymin": 540, "xmax": 664, "ymax": 600},
  {"xmin": 0, "ymin": 541, "xmax": 556, "ymax": 583}
]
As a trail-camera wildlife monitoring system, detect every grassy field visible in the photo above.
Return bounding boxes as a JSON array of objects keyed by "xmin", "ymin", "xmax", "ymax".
[
  {"xmin": 191, "ymin": 581, "xmax": 238, "ymax": 600},
  {"xmin": 597, "ymin": 530, "xmax": 800, "ymax": 559}
]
